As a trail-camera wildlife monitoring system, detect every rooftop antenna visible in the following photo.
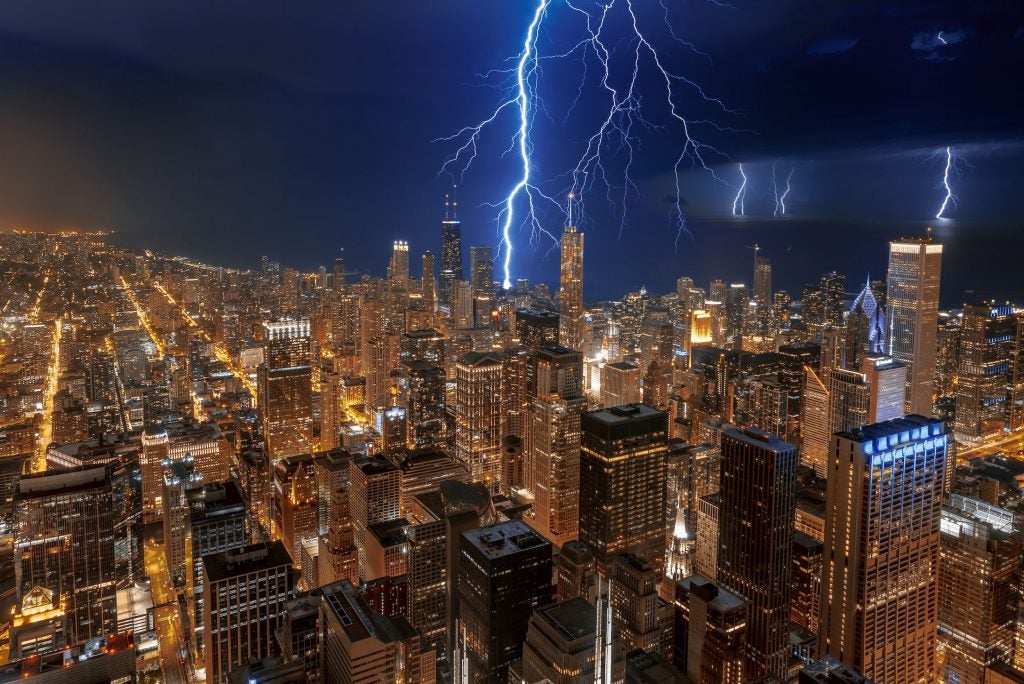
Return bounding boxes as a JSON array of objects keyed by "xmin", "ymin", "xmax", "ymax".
[{"xmin": 567, "ymin": 192, "xmax": 576, "ymax": 228}]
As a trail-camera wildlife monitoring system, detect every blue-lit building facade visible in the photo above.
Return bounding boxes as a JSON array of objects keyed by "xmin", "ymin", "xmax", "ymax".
[{"xmin": 819, "ymin": 415, "xmax": 948, "ymax": 684}]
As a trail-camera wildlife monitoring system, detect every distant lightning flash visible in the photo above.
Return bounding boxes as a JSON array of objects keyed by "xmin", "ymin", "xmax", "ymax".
[
  {"xmin": 935, "ymin": 145, "xmax": 956, "ymax": 219},
  {"xmin": 937, "ymin": 31, "xmax": 948, "ymax": 45},
  {"xmin": 772, "ymin": 164, "xmax": 794, "ymax": 217},
  {"xmin": 731, "ymin": 163, "xmax": 747, "ymax": 216},
  {"xmin": 441, "ymin": 0, "xmax": 739, "ymax": 287}
]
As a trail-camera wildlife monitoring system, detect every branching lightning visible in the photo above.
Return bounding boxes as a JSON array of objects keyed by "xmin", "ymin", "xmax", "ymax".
[
  {"xmin": 440, "ymin": 0, "xmax": 740, "ymax": 287},
  {"xmin": 731, "ymin": 163, "xmax": 747, "ymax": 216},
  {"xmin": 935, "ymin": 145, "xmax": 956, "ymax": 220},
  {"xmin": 773, "ymin": 163, "xmax": 794, "ymax": 217}
]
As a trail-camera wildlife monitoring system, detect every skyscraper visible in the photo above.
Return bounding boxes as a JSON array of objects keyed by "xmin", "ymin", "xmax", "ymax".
[
  {"xmin": 819, "ymin": 415, "xmax": 948, "ymax": 683},
  {"xmin": 579, "ymin": 404, "xmax": 668, "ymax": 577},
  {"xmin": 349, "ymin": 454, "xmax": 401, "ymax": 576},
  {"xmin": 559, "ymin": 224, "xmax": 584, "ymax": 350},
  {"xmin": 14, "ymin": 465, "xmax": 118, "ymax": 646},
  {"xmin": 886, "ymin": 235, "xmax": 942, "ymax": 416},
  {"xmin": 954, "ymin": 303, "xmax": 1019, "ymax": 444},
  {"xmin": 800, "ymin": 365, "xmax": 830, "ymax": 477},
  {"xmin": 469, "ymin": 245, "xmax": 494, "ymax": 299},
  {"xmin": 202, "ymin": 541, "xmax": 296, "ymax": 684},
  {"xmin": 421, "ymin": 250, "xmax": 436, "ymax": 312},
  {"xmin": 527, "ymin": 345, "xmax": 586, "ymax": 547},
  {"xmin": 674, "ymin": 575, "xmax": 747, "ymax": 683},
  {"xmin": 458, "ymin": 520, "xmax": 554, "ymax": 683},
  {"xmin": 860, "ymin": 354, "xmax": 907, "ymax": 424},
  {"xmin": 439, "ymin": 198, "xmax": 463, "ymax": 308},
  {"xmin": 753, "ymin": 254, "xmax": 772, "ymax": 304},
  {"xmin": 454, "ymin": 351, "xmax": 504, "ymax": 492},
  {"xmin": 827, "ymin": 367, "xmax": 870, "ymax": 439},
  {"xmin": 716, "ymin": 425, "xmax": 797, "ymax": 680},
  {"xmin": 259, "ymin": 318, "xmax": 313, "ymax": 460},
  {"xmin": 938, "ymin": 494, "xmax": 1021, "ymax": 684}
]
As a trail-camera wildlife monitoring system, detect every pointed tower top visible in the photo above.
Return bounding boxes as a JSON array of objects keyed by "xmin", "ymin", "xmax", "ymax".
[{"xmin": 567, "ymin": 192, "xmax": 575, "ymax": 228}]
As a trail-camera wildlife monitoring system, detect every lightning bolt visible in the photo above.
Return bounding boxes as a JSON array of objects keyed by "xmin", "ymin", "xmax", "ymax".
[
  {"xmin": 773, "ymin": 164, "xmax": 794, "ymax": 217},
  {"xmin": 937, "ymin": 31, "xmax": 948, "ymax": 45},
  {"xmin": 935, "ymin": 145, "xmax": 956, "ymax": 220},
  {"xmin": 440, "ymin": 0, "xmax": 740, "ymax": 287},
  {"xmin": 731, "ymin": 163, "xmax": 747, "ymax": 216}
]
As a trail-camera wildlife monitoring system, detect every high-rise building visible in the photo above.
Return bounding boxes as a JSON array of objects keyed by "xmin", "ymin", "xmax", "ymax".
[
  {"xmin": 800, "ymin": 365, "xmax": 830, "ymax": 477},
  {"xmin": 954, "ymin": 303, "xmax": 1019, "ymax": 444},
  {"xmin": 439, "ymin": 196, "xmax": 463, "ymax": 307},
  {"xmin": 317, "ymin": 487, "xmax": 359, "ymax": 586},
  {"xmin": 754, "ymin": 254, "xmax": 772, "ymax": 304},
  {"xmin": 469, "ymin": 245, "xmax": 494, "ymax": 299},
  {"xmin": 320, "ymin": 369, "xmax": 342, "ymax": 451},
  {"xmin": 161, "ymin": 458, "xmax": 202, "ymax": 585},
  {"xmin": 421, "ymin": 250, "xmax": 436, "ymax": 312},
  {"xmin": 14, "ymin": 465, "xmax": 118, "ymax": 646},
  {"xmin": 559, "ymin": 224, "xmax": 584, "ymax": 350},
  {"xmin": 791, "ymin": 531, "xmax": 823, "ymax": 639},
  {"xmin": 516, "ymin": 597, "xmax": 624, "ymax": 684},
  {"xmin": 259, "ymin": 319, "xmax": 313, "ymax": 460},
  {"xmin": 556, "ymin": 540, "xmax": 595, "ymax": 602},
  {"xmin": 579, "ymin": 404, "xmax": 668, "ymax": 577},
  {"xmin": 458, "ymin": 520, "xmax": 554, "ymax": 683},
  {"xmin": 611, "ymin": 553, "xmax": 674, "ymax": 658},
  {"xmin": 397, "ymin": 360, "xmax": 447, "ymax": 448},
  {"xmin": 320, "ymin": 579, "xmax": 434, "ymax": 684},
  {"xmin": 716, "ymin": 425, "xmax": 797, "ymax": 680},
  {"xmin": 516, "ymin": 308, "xmax": 560, "ymax": 348},
  {"xmin": 860, "ymin": 354, "xmax": 907, "ymax": 424},
  {"xmin": 599, "ymin": 361, "xmax": 641, "ymax": 408},
  {"xmin": 349, "ymin": 454, "xmax": 401, "ymax": 576},
  {"xmin": 674, "ymin": 575, "xmax": 747, "ymax": 683},
  {"xmin": 528, "ymin": 345, "xmax": 586, "ymax": 547},
  {"xmin": 938, "ymin": 494, "xmax": 1021, "ymax": 684},
  {"xmin": 828, "ymin": 367, "xmax": 870, "ymax": 439},
  {"xmin": 886, "ymin": 235, "xmax": 942, "ymax": 416},
  {"xmin": 454, "ymin": 351, "xmax": 504, "ymax": 492},
  {"xmin": 202, "ymin": 541, "xmax": 296, "ymax": 684},
  {"xmin": 819, "ymin": 415, "xmax": 948, "ymax": 683}
]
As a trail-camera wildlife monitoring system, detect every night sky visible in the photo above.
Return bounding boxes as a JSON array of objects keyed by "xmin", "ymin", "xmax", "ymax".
[{"xmin": 1, "ymin": 1, "xmax": 1022, "ymax": 305}]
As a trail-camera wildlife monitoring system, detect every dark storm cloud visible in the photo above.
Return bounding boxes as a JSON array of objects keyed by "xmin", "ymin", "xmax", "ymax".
[{"xmin": 0, "ymin": 0, "xmax": 1019, "ymax": 285}]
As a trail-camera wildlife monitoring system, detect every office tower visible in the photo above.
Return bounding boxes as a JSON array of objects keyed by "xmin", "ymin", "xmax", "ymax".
[
  {"xmin": 828, "ymin": 368, "xmax": 870, "ymax": 440},
  {"xmin": 349, "ymin": 454, "xmax": 401, "ymax": 575},
  {"xmin": 388, "ymin": 239, "xmax": 410, "ymax": 291},
  {"xmin": 333, "ymin": 248, "xmax": 345, "ymax": 292},
  {"xmin": 850, "ymin": 274, "xmax": 887, "ymax": 357},
  {"xmin": 500, "ymin": 434, "xmax": 525, "ymax": 495},
  {"xmin": 819, "ymin": 415, "xmax": 948, "ymax": 683},
  {"xmin": 886, "ymin": 235, "xmax": 942, "ymax": 415},
  {"xmin": 516, "ymin": 597, "xmax": 624, "ymax": 684},
  {"xmin": 801, "ymin": 365, "xmax": 830, "ymax": 477},
  {"xmin": 556, "ymin": 539, "xmax": 595, "ymax": 602},
  {"xmin": 723, "ymin": 283, "xmax": 748, "ymax": 348},
  {"xmin": 938, "ymin": 494, "xmax": 1021, "ymax": 684},
  {"xmin": 516, "ymin": 308, "xmax": 560, "ymax": 348},
  {"xmin": 400, "ymin": 326, "xmax": 445, "ymax": 365},
  {"xmin": 955, "ymin": 303, "xmax": 1019, "ymax": 444},
  {"xmin": 579, "ymin": 404, "xmax": 669, "ymax": 577},
  {"xmin": 162, "ymin": 457, "xmax": 202, "ymax": 585},
  {"xmin": 376, "ymin": 405, "xmax": 407, "ymax": 455},
  {"xmin": 694, "ymin": 493, "xmax": 720, "ymax": 581},
  {"xmin": 362, "ymin": 333, "xmax": 400, "ymax": 409},
  {"xmin": 314, "ymin": 448, "xmax": 350, "ymax": 535},
  {"xmin": 139, "ymin": 421, "xmax": 231, "ymax": 522},
  {"xmin": 318, "ymin": 487, "xmax": 359, "ymax": 586},
  {"xmin": 559, "ymin": 224, "xmax": 584, "ymax": 350},
  {"xmin": 395, "ymin": 447, "xmax": 468, "ymax": 517},
  {"xmin": 239, "ymin": 450, "xmax": 272, "ymax": 534},
  {"xmin": 454, "ymin": 351, "xmax": 504, "ymax": 492},
  {"xmin": 365, "ymin": 518, "xmax": 410, "ymax": 580},
  {"xmin": 749, "ymin": 376, "xmax": 790, "ymax": 440},
  {"xmin": 450, "ymin": 280, "xmax": 474, "ymax": 329},
  {"xmin": 319, "ymin": 580, "xmax": 434, "ymax": 684},
  {"xmin": 674, "ymin": 575, "xmax": 747, "ymax": 683},
  {"xmin": 259, "ymin": 319, "xmax": 313, "ymax": 460},
  {"xmin": 611, "ymin": 553, "xmax": 674, "ymax": 657},
  {"xmin": 528, "ymin": 345, "xmax": 586, "ymax": 547},
  {"xmin": 398, "ymin": 360, "xmax": 446, "ymax": 448},
  {"xmin": 791, "ymin": 531, "xmax": 823, "ymax": 638},
  {"xmin": 599, "ymin": 361, "xmax": 641, "ymax": 408},
  {"xmin": 860, "ymin": 354, "xmax": 907, "ymax": 424},
  {"xmin": 799, "ymin": 657, "xmax": 871, "ymax": 684},
  {"xmin": 458, "ymin": 520, "xmax": 554, "ymax": 683},
  {"xmin": 320, "ymin": 370, "xmax": 342, "ymax": 451},
  {"xmin": 716, "ymin": 425, "xmax": 797, "ymax": 680},
  {"xmin": 469, "ymin": 245, "xmax": 494, "ymax": 298},
  {"xmin": 421, "ymin": 250, "xmax": 436, "ymax": 312},
  {"xmin": 754, "ymin": 254, "xmax": 772, "ymax": 304},
  {"xmin": 803, "ymin": 271, "xmax": 847, "ymax": 337},
  {"xmin": 276, "ymin": 454, "xmax": 318, "ymax": 570},
  {"xmin": 407, "ymin": 512, "xmax": 448, "ymax": 656},
  {"xmin": 188, "ymin": 481, "xmax": 249, "ymax": 656},
  {"xmin": 440, "ymin": 196, "xmax": 463, "ymax": 307},
  {"xmin": 1014, "ymin": 314, "xmax": 1024, "ymax": 433},
  {"xmin": 14, "ymin": 465, "xmax": 117, "ymax": 645},
  {"xmin": 710, "ymin": 279, "xmax": 726, "ymax": 303},
  {"xmin": 202, "ymin": 541, "xmax": 296, "ymax": 684}
]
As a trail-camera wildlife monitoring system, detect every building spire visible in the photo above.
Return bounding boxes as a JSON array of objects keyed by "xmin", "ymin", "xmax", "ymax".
[
  {"xmin": 452, "ymin": 184, "xmax": 459, "ymax": 221},
  {"xmin": 567, "ymin": 192, "xmax": 575, "ymax": 228}
]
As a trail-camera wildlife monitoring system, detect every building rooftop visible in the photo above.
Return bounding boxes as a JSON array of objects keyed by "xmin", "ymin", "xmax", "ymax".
[
  {"xmin": 459, "ymin": 350, "xmax": 503, "ymax": 367},
  {"xmin": 535, "ymin": 597, "xmax": 595, "ymax": 642},
  {"xmin": 203, "ymin": 541, "xmax": 293, "ymax": 584},
  {"xmin": 462, "ymin": 520, "xmax": 550, "ymax": 561},
  {"xmin": 368, "ymin": 518, "xmax": 410, "ymax": 548},
  {"xmin": 605, "ymin": 361, "xmax": 638, "ymax": 371},
  {"xmin": 720, "ymin": 423, "xmax": 797, "ymax": 454},
  {"xmin": 352, "ymin": 453, "xmax": 398, "ymax": 476},
  {"xmin": 677, "ymin": 575, "xmax": 746, "ymax": 614},
  {"xmin": 838, "ymin": 414, "xmax": 945, "ymax": 449}
]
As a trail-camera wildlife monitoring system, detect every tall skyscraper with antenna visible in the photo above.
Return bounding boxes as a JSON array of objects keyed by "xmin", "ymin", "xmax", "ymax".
[
  {"xmin": 439, "ymin": 192, "xmax": 463, "ymax": 308},
  {"xmin": 559, "ymin": 194, "xmax": 584, "ymax": 351}
]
